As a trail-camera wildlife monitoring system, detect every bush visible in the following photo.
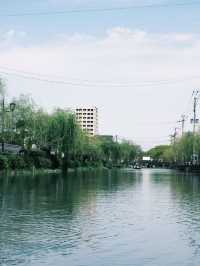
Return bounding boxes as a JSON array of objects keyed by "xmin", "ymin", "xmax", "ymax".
[
  {"xmin": 68, "ymin": 159, "xmax": 81, "ymax": 168},
  {"xmin": 74, "ymin": 160, "xmax": 81, "ymax": 168},
  {"xmin": 50, "ymin": 154, "xmax": 60, "ymax": 169},
  {"xmin": 24, "ymin": 155, "xmax": 34, "ymax": 169},
  {"xmin": 33, "ymin": 156, "xmax": 52, "ymax": 169},
  {"xmin": 0, "ymin": 155, "xmax": 9, "ymax": 170},
  {"xmin": 7, "ymin": 154, "xmax": 26, "ymax": 170}
]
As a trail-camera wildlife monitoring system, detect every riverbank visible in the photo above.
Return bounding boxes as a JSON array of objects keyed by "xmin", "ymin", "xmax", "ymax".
[
  {"xmin": 0, "ymin": 165, "xmax": 113, "ymax": 177},
  {"xmin": 176, "ymin": 164, "xmax": 200, "ymax": 173}
]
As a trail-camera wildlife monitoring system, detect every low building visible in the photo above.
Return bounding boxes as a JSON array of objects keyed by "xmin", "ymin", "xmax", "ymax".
[
  {"xmin": 142, "ymin": 156, "xmax": 152, "ymax": 162},
  {"xmin": 96, "ymin": 135, "xmax": 114, "ymax": 142},
  {"xmin": 0, "ymin": 143, "xmax": 23, "ymax": 154}
]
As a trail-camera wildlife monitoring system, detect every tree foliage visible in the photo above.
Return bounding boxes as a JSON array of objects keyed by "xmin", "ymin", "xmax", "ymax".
[
  {"xmin": 146, "ymin": 145, "xmax": 171, "ymax": 161},
  {"xmin": 0, "ymin": 84, "xmax": 141, "ymax": 170},
  {"xmin": 146, "ymin": 132, "xmax": 200, "ymax": 165}
]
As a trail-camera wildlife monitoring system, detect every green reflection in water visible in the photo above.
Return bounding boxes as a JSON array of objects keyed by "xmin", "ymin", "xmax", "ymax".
[{"xmin": 1, "ymin": 169, "xmax": 200, "ymax": 266}]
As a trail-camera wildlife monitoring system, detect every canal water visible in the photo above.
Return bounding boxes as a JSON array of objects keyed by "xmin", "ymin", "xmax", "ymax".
[{"xmin": 1, "ymin": 169, "xmax": 200, "ymax": 266}]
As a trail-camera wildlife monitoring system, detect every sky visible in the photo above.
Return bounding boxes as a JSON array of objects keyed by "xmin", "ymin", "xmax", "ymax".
[{"xmin": 0, "ymin": 0, "xmax": 200, "ymax": 150}]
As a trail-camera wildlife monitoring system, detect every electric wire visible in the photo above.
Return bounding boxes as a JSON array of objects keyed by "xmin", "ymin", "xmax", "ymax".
[
  {"xmin": 0, "ymin": 66, "xmax": 199, "ymax": 88},
  {"xmin": 0, "ymin": 1, "xmax": 200, "ymax": 17}
]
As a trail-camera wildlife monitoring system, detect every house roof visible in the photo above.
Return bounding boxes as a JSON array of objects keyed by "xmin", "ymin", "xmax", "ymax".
[{"xmin": 0, "ymin": 143, "xmax": 23, "ymax": 154}]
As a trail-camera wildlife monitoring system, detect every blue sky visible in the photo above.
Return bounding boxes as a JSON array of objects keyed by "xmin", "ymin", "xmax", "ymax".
[
  {"xmin": 0, "ymin": 0, "xmax": 200, "ymax": 149},
  {"xmin": 0, "ymin": 0, "xmax": 200, "ymax": 43}
]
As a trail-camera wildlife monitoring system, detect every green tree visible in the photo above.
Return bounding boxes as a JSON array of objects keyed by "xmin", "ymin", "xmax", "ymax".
[{"xmin": 146, "ymin": 145, "xmax": 171, "ymax": 161}]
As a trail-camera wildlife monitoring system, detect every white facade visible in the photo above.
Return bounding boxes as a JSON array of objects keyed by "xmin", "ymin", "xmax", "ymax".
[{"xmin": 75, "ymin": 107, "xmax": 98, "ymax": 136}]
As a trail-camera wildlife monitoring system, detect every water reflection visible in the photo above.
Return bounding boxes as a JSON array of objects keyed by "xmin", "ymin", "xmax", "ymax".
[
  {"xmin": 149, "ymin": 169, "xmax": 200, "ymax": 260},
  {"xmin": 1, "ymin": 169, "xmax": 200, "ymax": 266},
  {"xmin": 0, "ymin": 169, "xmax": 142, "ymax": 265},
  {"xmin": 0, "ymin": 169, "xmax": 141, "ymax": 212}
]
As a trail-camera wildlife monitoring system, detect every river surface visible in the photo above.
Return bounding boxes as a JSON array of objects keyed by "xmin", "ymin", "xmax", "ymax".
[{"xmin": 1, "ymin": 169, "xmax": 200, "ymax": 265}]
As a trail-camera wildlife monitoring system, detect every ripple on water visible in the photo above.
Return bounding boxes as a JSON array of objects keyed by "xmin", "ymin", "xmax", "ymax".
[{"xmin": 1, "ymin": 169, "xmax": 200, "ymax": 266}]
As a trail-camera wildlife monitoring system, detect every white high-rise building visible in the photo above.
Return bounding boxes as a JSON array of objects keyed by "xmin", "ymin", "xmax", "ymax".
[{"xmin": 75, "ymin": 107, "xmax": 98, "ymax": 136}]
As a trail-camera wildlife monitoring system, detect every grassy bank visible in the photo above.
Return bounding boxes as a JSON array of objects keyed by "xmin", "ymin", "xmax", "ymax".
[{"xmin": 0, "ymin": 151, "xmax": 120, "ymax": 173}]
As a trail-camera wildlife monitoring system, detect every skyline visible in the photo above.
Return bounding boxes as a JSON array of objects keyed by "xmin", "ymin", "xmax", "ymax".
[{"xmin": 0, "ymin": 0, "xmax": 200, "ymax": 149}]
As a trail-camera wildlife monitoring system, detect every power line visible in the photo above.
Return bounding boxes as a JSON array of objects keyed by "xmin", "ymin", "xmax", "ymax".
[
  {"xmin": 170, "ymin": 91, "xmax": 197, "ymax": 139},
  {"xmin": 0, "ymin": 70, "xmax": 93, "ymax": 87},
  {"xmin": 177, "ymin": 114, "xmax": 186, "ymax": 136},
  {"xmin": 191, "ymin": 89, "xmax": 200, "ymax": 164},
  {"xmin": 134, "ymin": 139, "xmax": 170, "ymax": 143},
  {"xmin": 170, "ymin": 90, "xmax": 200, "ymax": 147},
  {"xmin": 182, "ymin": 91, "xmax": 194, "ymax": 118},
  {"xmin": 0, "ymin": 66, "xmax": 199, "ymax": 88},
  {"xmin": 135, "ymin": 121, "xmax": 178, "ymax": 126},
  {"xmin": 0, "ymin": 1, "xmax": 200, "ymax": 17}
]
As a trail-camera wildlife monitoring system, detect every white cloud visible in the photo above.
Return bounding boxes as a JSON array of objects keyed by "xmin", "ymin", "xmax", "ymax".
[
  {"xmin": 0, "ymin": 27, "xmax": 199, "ymax": 149},
  {"xmin": 0, "ymin": 30, "xmax": 27, "ymax": 49}
]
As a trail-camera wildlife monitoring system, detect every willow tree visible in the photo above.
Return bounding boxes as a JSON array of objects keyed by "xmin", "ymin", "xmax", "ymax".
[
  {"xmin": 33, "ymin": 109, "xmax": 50, "ymax": 148},
  {"xmin": 175, "ymin": 132, "xmax": 196, "ymax": 163},
  {"xmin": 13, "ymin": 94, "xmax": 36, "ymax": 147},
  {"xmin": 61, "ymin": 113, "xmax": 79, "ymax": 171},
  {"xmin": 47, "ymin": 110, "xmax": 79, "ymax": 171},
  {"xmin": 0, "ymin": 78, "xmax": 6, "ymax": 96},
  {"xmin": 119, "ymin": 140, "xmax": 141, "ymax": 165}
]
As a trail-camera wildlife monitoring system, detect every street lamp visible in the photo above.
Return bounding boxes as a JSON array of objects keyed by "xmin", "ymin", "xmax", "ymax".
[
  {"xmin": 10, "ymin": 102, "xmax": 16, "ymax": 144},
  {"xmin": 1, "ymin": 98, "xmax": 16, "ymax": 152},
  {"xmin": 10, "ymin": 102, "xmax": 16, "ymax": 112}
]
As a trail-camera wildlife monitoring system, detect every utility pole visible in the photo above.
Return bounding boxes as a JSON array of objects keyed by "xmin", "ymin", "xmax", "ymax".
[
  {"xmin": 170, "ymin": 128, "xmax": 178, "ymax": 163},
  {"xmin": 178, "ymin": 115, "xmax": 186, "ymax": 137},
  {"xmin": 1, "ymin": 98, "xmax": 16, "ymax": 153},
  {"xmin": 193, "ymin": 91, "xmax": 198, "ymax": 136},
  {"xmin": 191, "ymin": 90, "xmax": 199, "ymax": 165},
  {"xmin": 178, "ymin": 115, "xmax": 186, "ymax": 164},
  {"xmin": 170, "ymin": 127, "xmax": 178, "ymax": 145},
  {"xmin": 1, "ymin": 97, "xmax": 5, "ymax": 153}
]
